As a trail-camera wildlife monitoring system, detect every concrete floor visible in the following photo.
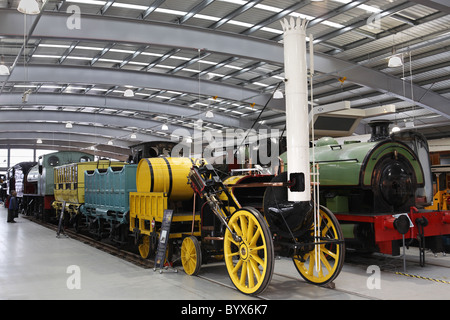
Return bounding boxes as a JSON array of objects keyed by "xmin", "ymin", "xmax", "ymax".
[{"xmin": 1, "ymin": 206, "xmax": 449, "ymax": 300}]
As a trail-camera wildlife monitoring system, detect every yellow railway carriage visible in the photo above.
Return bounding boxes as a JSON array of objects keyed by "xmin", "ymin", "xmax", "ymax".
[
  {"xmin": 52, "ymin": 160, "xmax": 126, "ymax": 217},
  {"xmin": 129, "ymin": 157, "xmax": 202, "ymax": 259}
]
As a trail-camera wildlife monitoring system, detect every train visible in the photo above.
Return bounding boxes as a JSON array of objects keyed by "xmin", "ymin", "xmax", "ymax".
[
  {"xmin": 5, "ymin": 123, "xmax": 450, "ymax": 295},
  {"xmin": 7, "ymin": 141, "xmax": 343, "ymax": 295},
  {"xmin": 24, "ymin": 151, "xmax": 94, "ymax": 220},
  {"xmin": 6, "ymin": 161, "xmax": 37, "ymax": 212},
  {"xmin": 278, "ymin": 121, "xmax": 450, "ymax": 257}
]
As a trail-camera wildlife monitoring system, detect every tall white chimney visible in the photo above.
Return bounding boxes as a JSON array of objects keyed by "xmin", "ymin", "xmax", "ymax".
[{"xmin": 281, "ymin": 17, "xmax": 311, "ymax": 202}]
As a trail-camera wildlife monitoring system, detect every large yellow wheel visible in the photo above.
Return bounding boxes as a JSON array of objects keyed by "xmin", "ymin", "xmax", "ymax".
[
  {"xmin": 224, "ymin": 207, "xmax": 274, "ymax": 295},
  {"xmin": 293, "ymin": 206, "xmax": 345, "ymax": 285},
  {"xmin": 181, "ymin": 236, "xmax": 202, "ymax": 276}
]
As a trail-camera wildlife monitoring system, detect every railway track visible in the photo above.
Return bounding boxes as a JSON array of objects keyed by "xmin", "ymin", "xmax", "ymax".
[{"xmin": 23, "ymin": 216, "xmax": 154, "ymax": 269}]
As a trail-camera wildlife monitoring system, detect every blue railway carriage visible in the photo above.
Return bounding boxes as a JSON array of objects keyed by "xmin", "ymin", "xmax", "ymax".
[{"xmin": 80, "ymin": 164, "xmax": 137, "ymax": 243}]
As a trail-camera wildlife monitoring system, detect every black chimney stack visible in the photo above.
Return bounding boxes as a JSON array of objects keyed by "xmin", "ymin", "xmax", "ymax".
[{"xmin": 368, "ymin": 120, "xmax": 392, "ymax": 142}]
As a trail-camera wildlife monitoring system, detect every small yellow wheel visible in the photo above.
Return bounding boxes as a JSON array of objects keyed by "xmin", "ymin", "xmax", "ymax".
[
  {"xmin": 181, "ymin": 236, "xmax": 202, "ymax": 276},
  {"xmin": 138, "ymin": 235, "xmax": 151, "ymax": 259},
  {"xmin": 224, "ymin": 207, "xmax": 274, "ymax": 295},
  {"xmin": 293, "ymin": 206, "xmax": 345, "ymax": 285}
]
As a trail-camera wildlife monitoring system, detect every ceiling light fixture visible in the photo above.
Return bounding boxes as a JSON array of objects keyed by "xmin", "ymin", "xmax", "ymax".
[
  {"xmin": 107, "ymin": 140, "xmax": 113, "ymax": 145},
  {"xmin": 388, "ymin": 54, "xmax": 403, "ymax": 68},
  {"xmin": 205, "ymin": 110, "xmax": 214, "ymax": 118},
  {"xmin": 130, "ymin": 133, "xmax": 137, "ymax": 139},
  {"xmin": 124, "ymin": 89, "xmax": 134, "ymax": 97},
  {"xmin": 17, "ymin": 0, "xmax": 41, "ymax": 14},
  {"xmin": 22, "ymin": 89, "xmax": 32, "ymax": 103},
  {"xmin": 0, "ymin": 64, "xmax": 9, "ymax": 76},
  {"xmin": 65, "ymin": 122, "xmax": 73, "ymax": 129},
  {"xmin": 0, "ymin": 56, "xmax": 10, "ymax": 75},
  {"xmin": 36, "ymin": 138, "xmax": 42, "ymax": 144},
  {"xmin": 273, "ymin": 89, "xmax": 284, "ymax": 99},
  {"xmin": 161, "ymin": 123, "xmax": 169, "ymax": 131}
]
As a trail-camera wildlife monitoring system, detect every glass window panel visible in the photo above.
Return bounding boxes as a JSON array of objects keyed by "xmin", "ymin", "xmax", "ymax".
[{"xmin": 10, "ymin": 149, "xmax": 34, "ymax": 165}]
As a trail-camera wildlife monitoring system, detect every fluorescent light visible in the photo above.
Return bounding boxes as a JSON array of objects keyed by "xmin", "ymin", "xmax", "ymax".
[
  {"xmin": 66, "ymin": 0, "xmax": 106, "ymax": 5},
  {"xmin": 39, "ymin": 44, "xmax": 70, "ymax": 49},
  {"xmin": 253, "ymin": 82, "xmax": 269, "ymax": 87},
  {"xmin": 154, "ymin": 8, "xmax": 189, "ymax": 15},
  {"xmin": 358, "ymin": 4, "xmax": 382, "ymax": 13},
  {"xmin": 112, "ymin": 2, "xmax": 148, "ymax": 10},
  {"xmin": 33, "ymin": 55, "xmax": 62, "ymax": 59}
]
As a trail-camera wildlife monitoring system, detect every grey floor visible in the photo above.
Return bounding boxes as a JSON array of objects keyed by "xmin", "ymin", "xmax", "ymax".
[{"xmin": 1, "ymin": 206, "xmax": 449, "ymax": 300}]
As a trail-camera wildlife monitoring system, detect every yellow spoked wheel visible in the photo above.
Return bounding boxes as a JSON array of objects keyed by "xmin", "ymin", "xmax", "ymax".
[
  {"xmin": 293, "ymin": 206, "xmax": 345, "ymax": 285},
  {"xmin": 181, "ymin": 236, "xmax": 202, "ymax": 276},
  {"xmin": 139, "ymin": 235, "xmax": 151, "ymax": 259},
  {"xmin": 224, "ymin": 207, "xmax": 274, "ymax": 295}
]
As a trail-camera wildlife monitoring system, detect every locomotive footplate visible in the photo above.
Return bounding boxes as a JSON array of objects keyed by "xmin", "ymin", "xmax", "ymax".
[{"xmin": 335, "ymin": 207, "xmax": 450, "ymax": 257}]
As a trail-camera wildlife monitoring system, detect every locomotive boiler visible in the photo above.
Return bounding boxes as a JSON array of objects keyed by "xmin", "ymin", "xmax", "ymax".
[{"xmin": 307, "ymin": 121, "xmax": 428, "ymax": 214}]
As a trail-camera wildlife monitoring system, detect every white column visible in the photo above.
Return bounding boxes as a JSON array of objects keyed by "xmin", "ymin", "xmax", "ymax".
[{"xmin": 281, "ymin": 17, "xmax": 310, "ymax": 202}]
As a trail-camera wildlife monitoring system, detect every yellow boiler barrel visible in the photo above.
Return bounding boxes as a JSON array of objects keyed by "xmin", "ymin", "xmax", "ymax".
[{"xmin": 136, "ymin": 157, "xmax": 195, "ymax": 201}]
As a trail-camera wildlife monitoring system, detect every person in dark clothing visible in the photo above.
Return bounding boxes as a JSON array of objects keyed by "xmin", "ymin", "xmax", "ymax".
[{"xmin": 7, "ymin": 191, "xmax": 18, "ymax": 223}]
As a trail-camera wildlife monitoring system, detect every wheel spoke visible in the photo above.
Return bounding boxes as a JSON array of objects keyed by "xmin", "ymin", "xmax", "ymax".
[
  {"xmin": 240, "ymin": 215, "xmax": 248, "ymax": 240},
  {"xmin": 320, "ymin": 250, "xmax": 333, "ymax": 272},
  {"xmin": 228, "ymin": 251, "xmax": 240, "ymax": 257},
  {"xmin": 321, "ymin": 246, "xmax": 337, "ymax": 260},
  {"xmin": 249, "ymin": 259, "xmax": 261, "ymax": 282},
  {"xmin": 249, "ymin": 228, "xmax": 261, "ymax": 247},
  {"xmin": 225, "ymin": 232, "xmax": 239, "ymax": 247},
  {"xmin": 232, "ymin": 258, "xmax": 243, "ymax": 275},
  {"xmin": 251, "ymin": 244, "xmax": 265, "ymax": 252},
  {"xmin": 247, "ymin": 261, "xmax": 255, "ymax": 288},
  {"xmin": 230, "ymin": 221, "xmax": 243, "ymax": 237},
  {"xmin": 239, "ymin": 261, "xmax": 247, "ymax": 285},
  {"xmin": 250, "ymin": 253, "xmax": 264, "ymax": 266},
  {"xmin": 321, "ymin": 220, "xmax": 333, "ymax": 237},
  {"xmin": 247, "ymin": 217, "xmax": 254, "ymax": 242}
]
